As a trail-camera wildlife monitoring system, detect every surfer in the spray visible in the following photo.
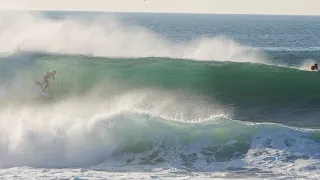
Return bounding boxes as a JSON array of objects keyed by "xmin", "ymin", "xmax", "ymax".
[
  {"xmin": 311, "ymin": 63, "xmax": 318, "ymax": 71},
  {"xmin": 40, "ymin": 70, "xmax": 56, "ymax": 91}
]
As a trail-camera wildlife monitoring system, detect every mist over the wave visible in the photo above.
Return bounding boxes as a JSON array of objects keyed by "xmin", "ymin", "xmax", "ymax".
[{"xmin": 0, "ymin": 12, "xmax": 266, "ymax": 63}]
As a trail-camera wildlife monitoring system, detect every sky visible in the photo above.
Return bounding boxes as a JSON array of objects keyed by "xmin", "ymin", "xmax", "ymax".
[{"xmin": 1, "ymin": 0, "xmax": 320, "ymax": 15}]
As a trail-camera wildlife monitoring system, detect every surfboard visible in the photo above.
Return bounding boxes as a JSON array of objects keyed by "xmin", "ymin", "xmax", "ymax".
[
  {"xmin": 40, "ymin": 91, "xmax": 49, "ymax": 97},
  {"xmin": 35, "ymin": 81, "xmax": 50, "ymax": 97}
]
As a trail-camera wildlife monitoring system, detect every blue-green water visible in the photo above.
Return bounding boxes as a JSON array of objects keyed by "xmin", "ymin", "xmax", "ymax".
[{"xmin": 0, "ymin": 12, "xmax": 320, "ymax": 179}]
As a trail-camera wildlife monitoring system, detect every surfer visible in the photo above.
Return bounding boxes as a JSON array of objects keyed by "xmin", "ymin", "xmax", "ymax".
[
  {"xmin": 311, "ymin": 64, "xmax": 318, "ymax": 71},
  {"xmin": 40, "ymin": 70, "xmax": 56, "ymax": 91}
]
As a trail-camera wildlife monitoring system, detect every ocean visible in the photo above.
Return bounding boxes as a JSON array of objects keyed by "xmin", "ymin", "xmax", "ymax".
[{"xmin": 0, "ymin": 11, "xmax": 320, "ymax": 179}]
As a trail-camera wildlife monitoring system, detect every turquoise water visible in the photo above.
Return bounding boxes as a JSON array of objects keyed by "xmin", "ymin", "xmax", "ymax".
[{"xmin": 0, "ymin": 12, "xmax": 320, "ymax": 179}]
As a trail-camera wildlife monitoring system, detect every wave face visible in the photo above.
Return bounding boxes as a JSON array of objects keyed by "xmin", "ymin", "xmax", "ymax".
[
  {"xmin": 1, "ymin": 54, "xmax": 320, "ymax": 127},
  {"xmin": 1, "ymin": 12, "xmax": 320, "ymax": 179}
]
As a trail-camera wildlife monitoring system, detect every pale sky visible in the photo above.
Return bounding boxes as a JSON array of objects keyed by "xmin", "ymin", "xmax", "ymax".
[{"xmin": 1, "ymin": 0, "xmax": 320, "ymax": 15}]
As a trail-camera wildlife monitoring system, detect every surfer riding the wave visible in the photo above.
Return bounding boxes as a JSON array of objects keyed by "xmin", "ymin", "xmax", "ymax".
[
  {"xmin": 40, "ymin": 70, "xmax": 56, "ymax": 91},
  {"xmin": 311, "ymin": 64, "xmax": 318, "ymax": 71}
]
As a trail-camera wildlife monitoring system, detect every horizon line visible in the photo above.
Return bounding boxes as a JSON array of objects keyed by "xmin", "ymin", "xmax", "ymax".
[{"xmin": 1, "ymin": 9, "xmax": 320, "ymax": 17}]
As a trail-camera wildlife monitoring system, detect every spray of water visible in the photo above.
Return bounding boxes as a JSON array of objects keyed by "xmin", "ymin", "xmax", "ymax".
[{"xmin": 0, "ymin": 12, "xmax": 265, "ymax": 63}]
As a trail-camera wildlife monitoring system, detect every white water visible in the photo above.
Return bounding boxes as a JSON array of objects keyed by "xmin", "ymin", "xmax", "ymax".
[
  {"xmin": 1, "ymin": 92, "xmax": 319, "ymax": 179},
  {"xmin": 1, "ymin": 86, "xmax": 319, "ymax": 178}
]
